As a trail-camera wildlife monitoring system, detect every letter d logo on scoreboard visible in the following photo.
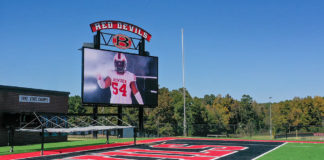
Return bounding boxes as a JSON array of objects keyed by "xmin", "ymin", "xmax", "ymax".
[{"xmin": 112, "ymin": 34, "xmax": 132, "ymax": 49}]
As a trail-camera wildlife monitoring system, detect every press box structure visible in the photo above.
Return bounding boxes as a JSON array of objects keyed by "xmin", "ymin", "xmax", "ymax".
[{"xmin": 0, "ymin": 85, "xmax": 69, "ymax": 146}]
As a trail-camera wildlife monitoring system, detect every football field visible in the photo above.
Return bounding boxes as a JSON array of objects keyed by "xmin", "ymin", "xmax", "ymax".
[
  {"xmin": 1, "ymin": 137, "xmax": 323, "ymax": 160},
  {"xmin": 259, "ymin": 142, "xmax": 324, "ymax": 160}
]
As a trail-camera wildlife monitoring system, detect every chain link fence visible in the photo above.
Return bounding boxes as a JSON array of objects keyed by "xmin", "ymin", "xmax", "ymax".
[{"xmin": 142, "ymin": 123, "xmax": 324, "ymax": 141}]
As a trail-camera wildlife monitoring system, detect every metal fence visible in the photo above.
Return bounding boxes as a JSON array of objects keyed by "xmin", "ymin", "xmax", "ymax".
[{"xmin": 142, "ymin": 123, "xmax": 324, "ymax": 141}]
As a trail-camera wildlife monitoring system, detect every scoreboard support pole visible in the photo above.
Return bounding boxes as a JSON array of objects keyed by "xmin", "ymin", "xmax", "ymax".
[
  {"xmin": 134, "ymin": 127, "xmax": 137, "ymax": 145},
  {"xmin": 94, "ymin": 31, "xmax": 100, "ymax": 49},
  {"xmin": 139, "ymin": 106, "xmax": 144, "ymax": 137},
  {"xmin": 138, "ymin": 37, "xmax": 146, "ymax": 137},
  {"xmin": 118, "ymin": 106, "xmax": 123, "ymax": 138},
  {"xmin": 92, "ymin": 105, "xmax": 98, "ymax": 138},
  {"xmin": 92, "ymin": 31, "xmax": 100, "ymax": 139}
]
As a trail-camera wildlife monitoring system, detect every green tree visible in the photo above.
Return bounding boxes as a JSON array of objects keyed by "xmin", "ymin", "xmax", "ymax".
[
  {"xmin": 205, "ymin": 94, "xmax": 239, "ymax": 135},
  {"xmin": 206, "ymin": 95, "xmax": 231, "ymax": 134},
  {"xmin": 170, "ymin": 88, "xmax": 193, "ymax": 136},
  {"xmin": 146, "ymin": 87, "xmax": 175, "ymax": 136},
  {"xmin": 68, "ymin": 95, "xmax": 85, "ymax": 114},
  {"xmin": 124, "ymin": 107, "xmax": 138, "ymax": 126},
  {"xmin": 238, "ymin": 95, "xmax": 256, "ymax": 135},
  {"xmin": 203, "ymin": 94, "xmax": 216, "ymax": 105},
  {"xmin": 188, "ymin": 97, "xmax": 208, "ymax": 136}
]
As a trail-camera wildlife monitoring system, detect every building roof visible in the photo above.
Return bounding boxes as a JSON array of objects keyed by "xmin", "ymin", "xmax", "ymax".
[{"xmin": 0, "ymin": 85, "xmax": 70, "ymax": 96}]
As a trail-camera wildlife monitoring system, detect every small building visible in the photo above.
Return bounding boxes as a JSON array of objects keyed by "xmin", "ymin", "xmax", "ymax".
[{"xmin": 0, "ymin": 85, "xmax": 69, "ymax": 146}]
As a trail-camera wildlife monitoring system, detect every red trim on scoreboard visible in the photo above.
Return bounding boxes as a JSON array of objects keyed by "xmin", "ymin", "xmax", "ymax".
[{"xmin": 90, "ymin": 21, "xmax": 152, "ymax": 42}]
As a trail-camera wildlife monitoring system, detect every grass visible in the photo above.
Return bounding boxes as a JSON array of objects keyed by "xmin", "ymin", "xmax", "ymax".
[
  {"xmin": 0, "ymin": 137, "xmax": 151, "ymax": 156},
  {"xmin": 181, "ymin": 136, "xmax": 324, "ymax": 160},
  {"xmin": 259, "ymin": 142, "xmax": 324, "ymax": 160},
  {"xmin": 187, "ymin": 135, "xmax": 324, "ymax": 142}
]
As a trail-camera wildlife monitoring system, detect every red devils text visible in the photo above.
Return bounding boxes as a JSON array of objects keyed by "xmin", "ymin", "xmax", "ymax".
[{"xmin": 90, "ymin": 21, "xmax": 152, "ymax": 42}]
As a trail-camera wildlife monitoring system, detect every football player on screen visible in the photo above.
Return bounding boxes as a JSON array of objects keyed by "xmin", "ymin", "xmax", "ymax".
[{"xmin": 97, "ymin": 52, "xmax": 144, "ymax": 105}]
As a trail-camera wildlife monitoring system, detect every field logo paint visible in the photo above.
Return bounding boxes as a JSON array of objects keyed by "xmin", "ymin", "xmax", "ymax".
[
  {"xmin": 66, "ymin": 144, "xmax": 247, "ymax": 160},
  {"xmin": 112, "ymin": 34, "xmax": 132, "ymax": 49}
]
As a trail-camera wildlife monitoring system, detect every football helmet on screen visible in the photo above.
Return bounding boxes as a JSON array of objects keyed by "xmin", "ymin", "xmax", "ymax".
[{"xmin": 114, "ymin": 52, "xmax": 127, "ymax": 74}]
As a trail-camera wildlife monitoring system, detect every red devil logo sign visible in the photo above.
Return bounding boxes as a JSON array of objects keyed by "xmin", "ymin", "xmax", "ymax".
[{"xmin": 112, "ymin": 34, "xmax": 132, "ymax": 49}]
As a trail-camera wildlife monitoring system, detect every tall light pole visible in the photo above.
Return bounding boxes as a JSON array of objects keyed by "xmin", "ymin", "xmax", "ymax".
[
  {"xmin": 269, "ymin": 97, "xmax": 272, "ymax": 139},
  {"xmin": 182, "ymin": 28, "xmax": 186, "ymax": 137}
]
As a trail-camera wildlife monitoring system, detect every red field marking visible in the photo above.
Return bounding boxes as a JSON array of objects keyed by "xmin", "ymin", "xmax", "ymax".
[
  {"xmin": 0, "ymin": 138, "xmax": 174, "ymax": 160},
  {"xmin": 134, "ymin": 137, "xmax": 176, "ymax": 144},
  {"xmin": 151, "ymin": 144, "xmax": 246, "ymax": 150},
  {"xmin": 101, "ymin": 148, "xmax": 237, "ymax": 156},
  {"xmin": 65, "ymin": 155, "xmax": 128, "ymax": 160},
  {"xmin": 70, "ymin": 154, "xmax": 215, "ymax": 160},
  {"xmin": 68, "ymin": 144, "xmax": 246, "ymax": 160},
  {"xmin": 50, "ymin": 142, "xmax": 130, "ymax": 153}
]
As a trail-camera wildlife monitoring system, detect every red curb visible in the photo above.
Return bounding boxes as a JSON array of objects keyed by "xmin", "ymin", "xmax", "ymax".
[
  {"xmin": 0, "ymin": 137, "xmax": 174, "ymax": 160},
  {"xmin": 176, "ymin": 137, "xmax": 324, "ymax": 144}
]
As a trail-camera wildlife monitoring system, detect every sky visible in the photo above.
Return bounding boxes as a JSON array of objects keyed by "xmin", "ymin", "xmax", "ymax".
[{"xmin": 0, "ymin": 0, "xmax": 323, "ymax": 103}]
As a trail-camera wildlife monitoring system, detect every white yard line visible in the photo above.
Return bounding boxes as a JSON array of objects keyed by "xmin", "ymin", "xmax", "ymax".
[{"xmin": 252, "ymin": 142, "xmax": 288, "ymax": 160}]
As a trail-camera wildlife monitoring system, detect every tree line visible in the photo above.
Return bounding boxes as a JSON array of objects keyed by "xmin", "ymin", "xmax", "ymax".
[{"xmin": 68, "ymin": 87, "xmax": 324, "ymax": 137}]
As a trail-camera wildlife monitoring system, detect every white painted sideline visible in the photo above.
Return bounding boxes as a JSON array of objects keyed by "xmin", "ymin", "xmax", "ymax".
[{"xmin": 252, "ymin": 142, "xmax": 288, "ymax": 160}]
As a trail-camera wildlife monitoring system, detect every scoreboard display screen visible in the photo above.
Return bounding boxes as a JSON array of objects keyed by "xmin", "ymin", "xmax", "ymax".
[{"xmin": 82, "ymin": 48, "xmax": 158, "ymax": 106}]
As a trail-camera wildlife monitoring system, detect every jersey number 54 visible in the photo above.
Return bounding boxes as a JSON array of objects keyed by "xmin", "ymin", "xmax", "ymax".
[{"xmin": 111, "ymin": 82, "xmax": 127, "ymax": 97}]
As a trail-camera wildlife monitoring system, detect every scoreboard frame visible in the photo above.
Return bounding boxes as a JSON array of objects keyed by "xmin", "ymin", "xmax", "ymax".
[{"xmin": 81, "ymin": 47, "xmax": 158, "ymax": 108}]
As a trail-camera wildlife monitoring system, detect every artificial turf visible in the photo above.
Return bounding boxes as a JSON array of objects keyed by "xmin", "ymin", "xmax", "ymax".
[
  {"xmin": 259, "ymin": 142, "xmax": 324, "ymax": 160},
  {"xmin": 0, "ymin": 137, "xmax": 150, "ymax": 155}
]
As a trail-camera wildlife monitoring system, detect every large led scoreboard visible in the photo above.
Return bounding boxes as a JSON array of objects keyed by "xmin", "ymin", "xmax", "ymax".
[
  {"xmin": 82, "ymin": 48, "xmax": 158, "ymax": 106},
  {"xmin": 85, "ymin": 20, "xmax": 156, "ymax": 137}
]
